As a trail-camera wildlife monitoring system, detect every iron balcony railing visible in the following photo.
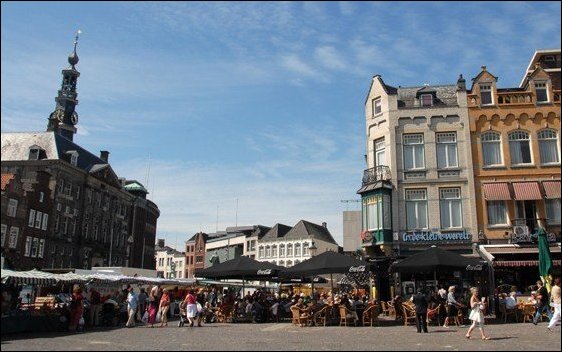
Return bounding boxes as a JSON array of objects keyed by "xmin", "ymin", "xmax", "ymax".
[{"xmin": 362, "ymin": 166, "xmax": 391, "ymax": 185}]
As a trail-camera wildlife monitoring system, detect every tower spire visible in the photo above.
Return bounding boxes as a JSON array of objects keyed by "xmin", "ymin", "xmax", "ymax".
[{"xmin": 47, "ymin": 30, "xmax": 82, "ymax": 141}]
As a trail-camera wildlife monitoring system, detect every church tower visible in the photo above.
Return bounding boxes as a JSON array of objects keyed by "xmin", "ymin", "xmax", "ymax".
[{"xmin": 47, "ymin": 31, "xmax": 81, "ymax": 141}]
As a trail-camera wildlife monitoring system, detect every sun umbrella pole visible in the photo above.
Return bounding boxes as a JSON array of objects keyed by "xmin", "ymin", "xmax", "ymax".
[
  {"xmin": 330, "ymin": 273, "xmax": 334, "ymax": 292},
  {"xmin": 311, "ymin": 275, "xmax": 314, "ymax": 299}
]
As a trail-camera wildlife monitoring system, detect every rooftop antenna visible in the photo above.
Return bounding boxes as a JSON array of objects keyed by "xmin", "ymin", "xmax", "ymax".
[{"xmin": 340, "ymin": 199, "xmax": 361, "ymax": 211}]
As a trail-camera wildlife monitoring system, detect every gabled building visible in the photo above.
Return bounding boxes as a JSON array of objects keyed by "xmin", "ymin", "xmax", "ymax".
[
  {"xmin": 359, "ymin": 75, "xmax": 477, "ymax": 258},
  {"xmin": 1, "ymin": 33, "xmax": 159, "ymax": 270},
  {"xmin": 257, "ymin": 220, "xmax": 339, "ymax": 267},
  {"xmin": 185, "ymin": 232, "xmax": 208, "ymax": 278}
]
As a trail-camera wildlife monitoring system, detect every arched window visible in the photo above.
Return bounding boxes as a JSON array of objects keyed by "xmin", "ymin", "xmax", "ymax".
[
  {"xmin": 481, "ymin": 131, "xmax": 502, "ymax": 166},
  {"xmin": 279, "ymin": 260, "xmax": 285, "ymax": 267},
  {"xmin": 294, "ymin": 243, "xmax": 301, "ymax": 256},
  {"xmin": 265, "ymin": 245, "xmax": 271, "ymax": 258},
  {"xmin": 303, "ymin": 242, "xmax": 310, "ymax": 256},
  {"xmin": 272, "ymin": 245, "xmax": 277, "ymax": 258},
  {"xmin": 508, "ymin": 131, "xmax": 532, "ymax": 165},
  {"xmin": 287, "ymin": 244, "xmax": 293, "ymax": 257},
  {"xmin": 258, "ymin": 246, "xmax": 264, "ymax": 259},
  {"xmin": 538, "ymin": 129, "xmax": 560, "ymax": 164},
  {"xmin": 279, "ymin": 244, "xmax": 285, "ymax": 257}
]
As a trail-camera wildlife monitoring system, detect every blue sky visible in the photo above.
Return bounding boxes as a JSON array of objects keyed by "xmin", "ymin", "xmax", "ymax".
[{"xmin": 1, "ymin": 1, "xmax": 561, "ymax": 250}]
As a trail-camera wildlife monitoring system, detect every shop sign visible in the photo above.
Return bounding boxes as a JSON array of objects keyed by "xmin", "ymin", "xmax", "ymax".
[
  {"xmin": 401, "ymin": 230, "xmax": 471, "ymax": 243},
  {"xmin": 510, "ymin": 231, "xmax": 557, "ymax": 244},
  {"xmin": 465, "ymin": 264, "xmax": 484, "ymax": 271},
  {"xmin": 257, "ymin": 269, "xmax": 272, "ymax": 275},
  {"xmin": 349, "ymin": 265, "xmax": 366, "ymax": 273}
]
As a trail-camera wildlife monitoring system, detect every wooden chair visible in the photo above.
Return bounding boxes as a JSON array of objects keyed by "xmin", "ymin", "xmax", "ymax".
[
  {"xmin": 520, "ymin": 304, "xmax": 535, "ymax": 323},
  {"xmin": 499, "ymin": 303, "xmax": 518, "ymax": 323},
  {"xmin": 362, "ymin": 304, "xmax": 379, "ymax": 327},
  {"xmin": 290, "ymin": 306, "xmax": 309, "ymax": 327},
  {"xmin": 387, "ymin": 301, "xmax": 396, "ymax": 318},
  {"xmin": 338, "ymin": 305, "xmax": 356, "ymax": 327},
  {"xmin": 426, "ymin": 305, "xmax": 441, "ymax": 326},
  {"xmin": 380, "ymin": 301, "xmax": 389, "ymax": 316},
  {"xmin": 401, "ymin": 303, "xmax": 417, "ymax": 326},
  {"xmin": 313, "ymin": 306, "xmax": 329, "ymax": 327}
]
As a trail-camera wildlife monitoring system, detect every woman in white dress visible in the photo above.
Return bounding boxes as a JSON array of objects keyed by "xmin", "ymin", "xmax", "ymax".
[{"xmin": 465, "ymin": 287, "xmax": 490, "ymax": 340}]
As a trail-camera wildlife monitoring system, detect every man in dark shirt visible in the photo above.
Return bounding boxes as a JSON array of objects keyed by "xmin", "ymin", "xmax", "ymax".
[
  {"xmin": 533, "ymin": 280, "xmax": 553, "ymax": 325},
  {"xmin": 411, "ymin": 289, "xmax": 429, "ymax": 333}
]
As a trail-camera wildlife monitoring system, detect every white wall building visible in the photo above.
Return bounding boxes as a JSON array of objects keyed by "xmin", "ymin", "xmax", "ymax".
[{"xmin": 257, "ymin": 220, "xmax": 339, "ymax": 267}]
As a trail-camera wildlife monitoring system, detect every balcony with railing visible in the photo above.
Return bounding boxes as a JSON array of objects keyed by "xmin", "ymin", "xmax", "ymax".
[
  {"xmin": 497, "ymin": 91, "xmax": 534, "ymax": 106},
  {"xmin": 362, "ymin": 165, "xmax": 391, "ymax": 186}
]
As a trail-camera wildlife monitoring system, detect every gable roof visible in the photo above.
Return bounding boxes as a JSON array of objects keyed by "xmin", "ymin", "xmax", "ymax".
[
  {"xmin": 283, "ymin": 220, "xmax": 338, "ymax": 245},
  {"xmin": 396, "ymin": 85, "xmax": 458, "ymax": 108},
  {"xmin": 520, "ymin": 49, "xmax": 561, "ymax": 87},
  {"xmin": 364, "ymin": 75, "xmax": 398, "ymax": 106},
  {"xmin": 1, "ymin": 131, "xmax": 122, "ymax": 188},
  {"xmin": 260, "ymin": 223, "xmax": 292, "ymax": 243}
]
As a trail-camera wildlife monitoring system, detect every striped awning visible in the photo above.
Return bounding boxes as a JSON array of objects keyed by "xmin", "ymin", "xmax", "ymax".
[
  {"xmin": 512, "ymin": 182, "xmax": 542, "ymax": 200},
  {"xmin": 543, "ymin": 181, "xmax": 561, "ymax": 199},
  {"xmin": 1, "ymin": 269, "xmax": 59, "ymax": 286},
  {"xmin": 483, "ymin": 183, "xmax": 512, "ymax": 200},
  {"xmin": 494, "ymin": 260, "xmax": 561, "ymax": 267}
]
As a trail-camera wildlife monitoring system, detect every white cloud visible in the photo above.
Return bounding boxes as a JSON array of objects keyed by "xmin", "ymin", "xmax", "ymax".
[
  {"xmin": 314, "ymin": 46, "xmax": 347, "ymax": 70},
  {"xmin": 281, "ymin": 54, "xmax": 319, "ymax": 77}
]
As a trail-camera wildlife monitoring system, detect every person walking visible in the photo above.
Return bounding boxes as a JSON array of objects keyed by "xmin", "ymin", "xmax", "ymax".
[
  {"xmin": 443, "ymin": 286, "xmax": 463, "ymax": 328},
  {"xmin": 68, "ymin": 284, "xmax": 84, "ymax": 332},
  {"xmin": 184, "ymin": 289, "xmax": 198, "ymax": 327},
  {"xmin": 533, "ymin": 280, "xmax": 553, "ymax": 325},
  {"xmin": 137, "ymin": 288, "xmax": 147, "ymax": 323},
  {"xmin": 465, "ymin": 287, "xmax": 489, "ymax": 340},
  {"xmin": 88, "ymin": 287, "xmax": 101, "ymax": 327},
  {"xmin": 126, "ymin": 286, "xmax": 138, "ymax": 328},
  {"xmin": 547, "ymin": 277, "xmax": 561, "ymax": 332},
  {"xmin": 411, "ymin": 288, "xmax": 429, "ymax": 333},
  {"xmin": 147, "ymin": 285, "xmax": 159, "ymax": 328},
  {"xmin": 159, "ymin": 288, "xmax": 170, "ymax": 327}
]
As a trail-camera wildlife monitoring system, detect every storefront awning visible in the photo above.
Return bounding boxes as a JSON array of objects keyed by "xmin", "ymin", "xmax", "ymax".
[
  {"xmin": 483, "ymin": 183, "xmax": 511, "ymax": 200},
  {"xmin": 494, "ymin": 259, "xmax": 561, "ymax": 267},
  {"xmin": 512, "ymin": 182, "xmax": 542, "ymax": 200},
  {"xmin": 543, "ymin": 180, "xmax": 561, "ymax": 199}
]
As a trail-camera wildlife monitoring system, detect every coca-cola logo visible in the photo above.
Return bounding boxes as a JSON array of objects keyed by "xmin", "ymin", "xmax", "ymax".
[
  {"xmin": 257, "ymin": 269, "xmax": 272, "ymax": 275},
  {"xmin": 349, "ymin": 266, "xmax": 366, "ymax": 273},
  {"xmin": 465, "ymin": 264, "xmax": 483, "ymax": 271}
]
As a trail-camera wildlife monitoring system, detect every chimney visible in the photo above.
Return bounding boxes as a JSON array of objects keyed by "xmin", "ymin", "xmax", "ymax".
[
  {"xmin": 457, "ymin": 74, "xmax": 466, "ymax": 91},
  {"xmin": 322, "ymin": 222, "xmax": 327, "ymax": 228},
  {"xmin": 157, "ymin": 239, "xmax": 165, "ymax": 248},
  {"xmin": 481, "ymin": 65, "xmax": 487, "ymax": 71},
  {"xmin": 100, "ymin": 150, "xmax": 109, "ymax": 163}
]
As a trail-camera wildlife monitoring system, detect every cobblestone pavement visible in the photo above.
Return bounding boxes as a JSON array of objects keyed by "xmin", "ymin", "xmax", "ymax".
[{"xmin": 1, "ymin": 320, "xmax": 560, "ymax": 351}]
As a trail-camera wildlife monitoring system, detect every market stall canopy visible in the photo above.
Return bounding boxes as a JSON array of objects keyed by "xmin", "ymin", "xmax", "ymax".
[
  {"xmin": 280, "ymin": 251, "xmax": 373, "ymax": 277},
  {"xmin": 196, "ymin": 256, "xmax": 284, "ymax": 280},
  {"xmin": 390, "ymin": 246, "xmax": 483, "ymax": 274},
  {"xmin": 1, "ymin": 269, "xmax": 60, "ymax": 286}
]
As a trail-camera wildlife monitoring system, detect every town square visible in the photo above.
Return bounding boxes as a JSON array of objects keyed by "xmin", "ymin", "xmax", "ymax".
[{"xmin": 1, "ymin": 1, "xmax": 560, "ymax": 350}]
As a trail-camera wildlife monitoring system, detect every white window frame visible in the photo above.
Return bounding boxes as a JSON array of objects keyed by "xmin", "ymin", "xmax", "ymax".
[
  {"xmin": 38, "ymin": 239, "xmax": 45, "ymax": 258},
  {"xmin": 420, "ymin": 94, "xmax": 433, "ymax": 107},
  {"xmin": 279, "ymin": 244, "xmax": 285, "ymax": 257},
  {"xmin": 295, "ymin": 243, "xmax": 301, "ymax": 257},
  {"xmin": 303, "ymin": 242, "xmax": 309, "ymax": 256},
  {"xmin": 265, "ymin": 246, "xmax": 271, "ymax": 258},
  {"xmin": 35, "ymin": 211, "xmax": 43, "ymax": 229},
  {"xmin": 403, "ymin": 134, "xmax": 425, "ymax": 170},
  {"xmin": 535, "ymin": 81, "xmax": 549, "ymax": 103},
  {"xmin": 439, "ymin": 188, "xmax": 463, "ymax": 229},
  {"xmin": 258, "ymin": 246, "xmax": 264, "ymax": 259},
  {"xmin": 287, "ymin": 243, "xmax": 293, "ymax": 257},
  {"xmin": 481, "ymin": 131, "xmax": 503, "ymax": 167},
  {"xmin": 7, "ymin": 199, "xmax": 18, "ymax": 217},
  {"xmin": 375, "ymin": 138, "xmax": 386, "ymax": 167},
  {"xmin": 8, "ymin": 227, "xmax": 19, "ymax": 249},
  {"xmin": 41, "ymin": 213, "xmax": 49, "ymax": 231},
  {"xmin": 486, "ymin": 201, "xmax": 508, "ymax": 226},
  {"xmin": 31, "ymin": 238, "xmax": 39, "ymax": 257},
  {"xmin": 508, "ymin": 130, "xmax": 533, "ymax": 165},
  {"xmin": 25, "ymin": 236, "xmax": 32, "ymax": 257},
  {"xmin": 373, "ymin": 97, "xmax": 382, "ymax": 116},
  {"xmin": 479, "ymin": 84, "xmax": 493, "ymax": 105},
  {"xmin": 405, "ymin": 189, "xmax": 428, "ymax": 230},
  {"xmin": 28, "ymin": 209, "xmax": 36, "ymax": 227},
  {"xmin": 272, "ymin": 245, "xmax": 277, "ymax": 258},
  {"xmin": 538, "ymin": 129, "xmax": 560, "ymax": 165},
  {"xmin": 436, "ymin": 132, "xmax": 458, "ymax": 169}
]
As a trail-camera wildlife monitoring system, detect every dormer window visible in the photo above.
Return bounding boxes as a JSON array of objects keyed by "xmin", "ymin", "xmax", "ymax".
[
  {"xmin": 535, "ymin": 81, "xmax": 548, "ymax": 103},
  {"xmin": 66, "ymin": 151, "xmax": 79, "ymax": 166},
  {"xmin": 480, "ymin": 84, "xmax": 493, "ymax": 105},
  {"xmin": 28, "ymin": 145, "xmax": 45, "ymax": 160},
  {"xmin": 543, "ymin": 55, "xmax": 555, "ymax": 62},
  {"xmin": 420, "ymin": 94, "xmax": 433, "ymax": 107}
]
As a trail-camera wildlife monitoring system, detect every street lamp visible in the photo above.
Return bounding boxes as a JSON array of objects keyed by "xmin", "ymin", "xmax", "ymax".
[
  {"xmin": 126, "ymin": 235, "xmax": 134, "ymax": 267},
  {"xmin": 309, "ymin": 240, "xmax": 317, "ymax": 257}
]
